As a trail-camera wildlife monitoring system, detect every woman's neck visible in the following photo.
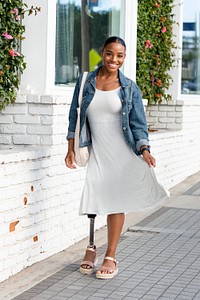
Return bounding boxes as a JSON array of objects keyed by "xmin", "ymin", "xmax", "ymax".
[
  {"xmin": 96, "ymin": 67, "xmax": 120, "ymax": 91},
  {"xmin": 98, "ymin": 67, "xmax": 118, "ymax": 79}
]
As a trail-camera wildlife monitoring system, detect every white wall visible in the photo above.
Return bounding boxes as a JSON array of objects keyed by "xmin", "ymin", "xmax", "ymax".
[
  {"xmin": 123, "ymin": 0, "xmax": 138, "ymax": 81},
  {"xmin": 0, "ymin": 93, "xmax": 70, "ymax": 146},
  {"xmin": 167, "ymin": 0, "xmax": 183, "ymax": 102},
  {"xmin": 20, "ymin": 0, "xmax": 56, "ymax": 94}
]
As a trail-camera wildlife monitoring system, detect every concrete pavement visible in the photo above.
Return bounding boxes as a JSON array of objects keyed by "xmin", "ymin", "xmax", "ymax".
[{"xmin": 1, "ymin": 171, "xmax": 200, "ymax": 300}]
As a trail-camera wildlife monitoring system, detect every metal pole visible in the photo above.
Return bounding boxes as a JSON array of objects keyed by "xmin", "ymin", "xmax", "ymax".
[{"xmin": 88, "ymin": 214, "xmax": 96, "ymax": 248}]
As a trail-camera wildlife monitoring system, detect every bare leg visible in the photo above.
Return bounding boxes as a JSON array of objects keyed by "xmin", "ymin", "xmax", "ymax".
[{"xmin": 97, "ymin": 213, "xmax": 125, "ymax": 275}]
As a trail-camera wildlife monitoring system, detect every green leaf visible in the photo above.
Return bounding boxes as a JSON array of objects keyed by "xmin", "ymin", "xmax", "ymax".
[
  {"xmin": 0, "ymin": 2, "xmax": 40, "ymax": 110},
  {"xmin": 136, "ymin": 0, "xmax": 176, "ymax": 104}
]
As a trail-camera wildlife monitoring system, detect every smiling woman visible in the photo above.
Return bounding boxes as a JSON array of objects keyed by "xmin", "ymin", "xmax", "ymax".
[
  {"xmin": 65, "ymin": 36, "xmax": 169, "ymax": 280},
  {"xmin": 55, "ymin": 0, "xmax": 123, "ymax": 85}
]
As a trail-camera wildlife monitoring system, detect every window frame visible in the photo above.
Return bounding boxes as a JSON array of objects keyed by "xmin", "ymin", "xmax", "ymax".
[
  {"xmin": 170, "ymin": 0, "xmax": 200, "ymax": 102},
  {"xmin": 51, "ymin": 0, "xmax": 138, "ymax": 95}
]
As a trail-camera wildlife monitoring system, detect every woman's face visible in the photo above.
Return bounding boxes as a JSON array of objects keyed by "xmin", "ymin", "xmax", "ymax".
[{"xmin": 101, "ymin": 42, "xmax": 126, "ymax": 73}]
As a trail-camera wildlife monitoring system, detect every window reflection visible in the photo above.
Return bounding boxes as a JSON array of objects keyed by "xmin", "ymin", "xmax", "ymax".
[
  {"xmin": 182, "ymin": 0, "xmax": 200, "ymax": 94},
  {"xmin": 55, "ymin": 0, "xmax": 122, "ymax": 86}
]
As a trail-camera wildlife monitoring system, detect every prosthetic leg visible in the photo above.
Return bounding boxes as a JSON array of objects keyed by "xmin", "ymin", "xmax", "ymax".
[
  {"xmin": 79, "ymin": 214, "xmax": 97, "ymax": 274},
  {"xmin": 88, "ymin": 214, "xmax": 96, "ymax": 248}
]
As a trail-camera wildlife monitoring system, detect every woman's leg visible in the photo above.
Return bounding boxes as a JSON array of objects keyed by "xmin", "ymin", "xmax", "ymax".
[
  {"xmin": 80, "ymin": 215, "xmax": 97, "ymax": 272},
  {"xmin": 97, "ymin": 213, "xmax": 125, "ymax": 274}
]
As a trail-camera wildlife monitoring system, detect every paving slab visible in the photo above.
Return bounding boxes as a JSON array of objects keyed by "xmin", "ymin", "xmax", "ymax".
[{"xmin": 10, "ymin": 205, "xmax": 200, "ymax": 300}]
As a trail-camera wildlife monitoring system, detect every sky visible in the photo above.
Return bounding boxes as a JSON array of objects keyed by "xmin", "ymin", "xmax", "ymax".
[
  {"xmin": 183, "ymin": 0, "xmax": 200, "ymax": 37},
  {"xmin": 183, "ymin": 0, "xmax": 200, "ymax": 22}
]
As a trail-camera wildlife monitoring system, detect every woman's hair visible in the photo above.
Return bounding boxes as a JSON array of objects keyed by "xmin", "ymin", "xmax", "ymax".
[{"xmin": 103, "ymin": 36, "xmax": 126, "ymax": 50}]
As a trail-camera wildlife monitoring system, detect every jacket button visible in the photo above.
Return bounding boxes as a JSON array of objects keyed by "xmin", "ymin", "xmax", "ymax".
[
  {"xmin": 123, "ymin": 127, "xmax": 126, "ymax": 130},
  {"xmin": 122, "ymin": 112, "xmax": 126, "ymax": 115}
]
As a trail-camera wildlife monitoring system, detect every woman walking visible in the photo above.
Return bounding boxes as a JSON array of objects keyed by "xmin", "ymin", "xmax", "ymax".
[{"xmin": 65, "ymin": 36, "xmax": 169, "ymax": 279}]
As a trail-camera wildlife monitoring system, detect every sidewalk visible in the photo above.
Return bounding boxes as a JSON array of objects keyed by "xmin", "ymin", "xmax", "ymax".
[{"xmin": 1, "ymin": 171, "xmax": 200, "ymax": 300}]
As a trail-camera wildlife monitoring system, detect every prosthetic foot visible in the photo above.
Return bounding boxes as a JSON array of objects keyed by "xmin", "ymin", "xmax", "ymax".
[{"xmin": 79, "ymin": 214, "xmax": 98, "ymax": 274}]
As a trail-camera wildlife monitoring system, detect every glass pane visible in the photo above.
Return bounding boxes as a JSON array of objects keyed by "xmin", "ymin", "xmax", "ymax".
[
  {"xmin": 55, "ymin": 0, "xmax": 122, "ymax": 86},
  {"xmin": 181, "ymin": 0, "xmax": 200, "ymax": 94}
]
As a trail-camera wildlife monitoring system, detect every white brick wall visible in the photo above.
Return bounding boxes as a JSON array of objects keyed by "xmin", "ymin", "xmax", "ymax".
[
  {"xmin": 146, "ymin": 100, "xmax": 183, "ymax": 130},
  {"xmin": 0, "ymin": 95, "xmax": 200, "ymax": 283},
  {"xmin": 0, "ymin": 94, "xmax": 68, "ymax": 146},
  {"xmin": 0, "ymin": 145, "xmax": 106, "ymax": 282}
]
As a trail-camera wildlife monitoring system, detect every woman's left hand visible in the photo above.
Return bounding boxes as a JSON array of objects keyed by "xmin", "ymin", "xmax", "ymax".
[{"xmin": 142, "ymin": 151, "xmax": 156, "ymax": 167}]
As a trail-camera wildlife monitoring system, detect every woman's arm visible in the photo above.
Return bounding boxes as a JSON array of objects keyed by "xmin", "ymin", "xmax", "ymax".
[
  {"xmin": 140, "ymin": 145, "xmax": 156, "ymax": 167},
  {"xmin": 129, "ymin": 85, "xmax": 150, "ymax": 151},
  {"xmin": 66, "ymin": 74, "xmax": 83, "ymax": 140},
  {"xmin": 65, "ymin": 75, "xmax": 83, "ymax": 169},
  {"xmin": 65, "ymin": 138, "xmax": 76, "ymax": 169},
  {"xmin": 129, "ymin": 84, "xmax": 156, "ymax": 167}
]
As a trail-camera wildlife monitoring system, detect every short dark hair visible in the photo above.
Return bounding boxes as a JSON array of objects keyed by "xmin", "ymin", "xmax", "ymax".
[{"xmin": 103, "ymin": 36, "xmax": 126, "ymax": 50}]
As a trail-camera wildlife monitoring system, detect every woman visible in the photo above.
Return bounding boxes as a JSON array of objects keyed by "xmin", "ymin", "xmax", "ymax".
[{"xmin": 65, "ymin": 36, "xmax": 169, "ymax": 279}]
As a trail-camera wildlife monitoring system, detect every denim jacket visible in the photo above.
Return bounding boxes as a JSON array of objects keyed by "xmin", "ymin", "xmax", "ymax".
[{"xmin": 67, "ymin": 67, "xmax": 150, "ymax": 155}]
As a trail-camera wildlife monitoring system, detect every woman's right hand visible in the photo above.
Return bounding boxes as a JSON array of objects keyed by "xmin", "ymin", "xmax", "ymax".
[{"xmin": 65, "ymin": 150, "xmax": 76, "ymax": 169}]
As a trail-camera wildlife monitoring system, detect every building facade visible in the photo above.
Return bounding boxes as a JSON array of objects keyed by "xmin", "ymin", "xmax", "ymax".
[{"xmin": 0, "ymin": 0, "xmax": 200, "ymax": 282}]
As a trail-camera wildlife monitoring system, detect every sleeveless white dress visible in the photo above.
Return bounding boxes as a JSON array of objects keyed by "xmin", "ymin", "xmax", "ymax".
[{"xmin": 79, "ymin": 88, "xmax": 169, "ymax": 215}]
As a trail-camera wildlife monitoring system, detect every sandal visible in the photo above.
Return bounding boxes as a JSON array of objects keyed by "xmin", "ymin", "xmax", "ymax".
[
  {"xmin": 96, "ymin": 256, "xmax": 118, "ymax": 279},
  {"xmin": 79, "ymin": 246, "xmax": 98, "ymax": 275}
]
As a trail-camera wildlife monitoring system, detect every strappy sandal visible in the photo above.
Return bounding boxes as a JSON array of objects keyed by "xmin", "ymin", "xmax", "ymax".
[
  {"xmin": 96, "ymin": 256, "xmax": 118, "ymax": 279},
  {"xmin": 79, "ymin": 246, "xmax": 98, "ymax": 275}
]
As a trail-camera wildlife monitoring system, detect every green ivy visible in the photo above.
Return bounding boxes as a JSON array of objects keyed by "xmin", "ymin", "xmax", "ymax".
[
  {"xmin": 0, "ymin": 1, "xmax": 40, "ymax": 111},
  {"xmin": 136, "ymin": 0, "xmax": 177, "ymax": 104}
]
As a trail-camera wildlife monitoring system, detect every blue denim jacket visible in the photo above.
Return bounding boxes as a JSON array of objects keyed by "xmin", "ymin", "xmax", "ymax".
[{"xmin": 67, "ymin": 67, "xmax": 150, "ymax": 155}]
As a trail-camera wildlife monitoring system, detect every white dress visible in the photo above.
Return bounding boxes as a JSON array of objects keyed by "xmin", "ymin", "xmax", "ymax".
[{"xmin": 79, "ymin": 88, "xmax": 169, "ymax": 215}]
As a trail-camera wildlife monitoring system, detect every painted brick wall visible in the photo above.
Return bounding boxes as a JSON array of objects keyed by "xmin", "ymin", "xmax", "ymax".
[
  {"xmin": 0, "ymin": 93, "xmax": 70, "ymax": 146},
  {"xmin": 146, "ymin": 100, "xmax": 183, "ymax": 131},
  {"xmin": 0, "ymin": 96, "xmax": 200, "ymax": 282},
  {"xmin": 0, "ymin": 145, "xmax": 106, "ymax": 282}
]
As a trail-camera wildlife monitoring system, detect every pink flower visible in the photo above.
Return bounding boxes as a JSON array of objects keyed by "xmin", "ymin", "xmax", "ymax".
[
  {"xmin": 161, "ymin": 27, "xmax": 167, "ymax": 33},
  {"xmin": 145, "ymin": 40, "xmax": 153, "ymax": 49},
  {"xmin": 9, "ymin": 49, "xmax": 21, "ymax": 57},
  {"xmin": 15, "ymin": 15, "xmax": 21, "ymax": 21},
  {"xmin": 2, "ymin": 32, "xmax": 13, "ymax": 40},
  {"xmin": 10, "ymin": 8, "xmax": 19, "ymax": 15}
]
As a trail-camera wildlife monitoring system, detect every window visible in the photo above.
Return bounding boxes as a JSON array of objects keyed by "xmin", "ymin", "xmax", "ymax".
[
  {"xmin": 55, "ymin": 0, "xmax": 123, "ymax": 86},
  {"xmin": 181, "ymin": 0, "xmax": 200, "ymax": 94}
]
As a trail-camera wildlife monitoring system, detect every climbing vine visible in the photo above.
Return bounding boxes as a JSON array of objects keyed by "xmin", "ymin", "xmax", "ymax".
[
  {"xmin": 136, "ymin": 0, "xmax": 177, "ymax": 104},
  {"xmin": 0, "ymin": 1, "xmax": 40, "ymax": 111}
]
